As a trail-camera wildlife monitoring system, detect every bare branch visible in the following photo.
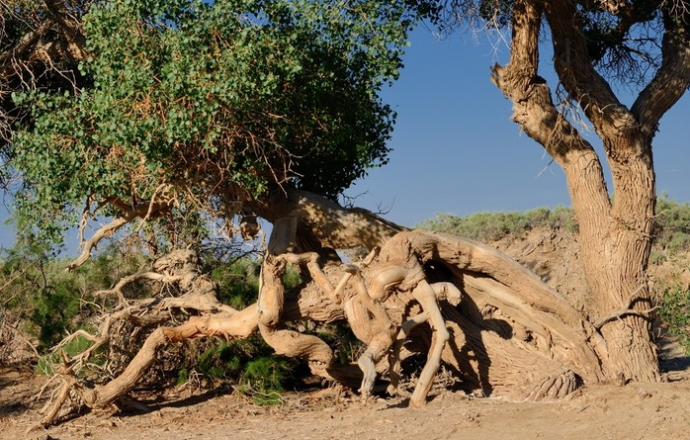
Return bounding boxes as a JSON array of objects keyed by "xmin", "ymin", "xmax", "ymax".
[
  {"xmin": 67, "ymin": 198, "xmax": 173, "ymax": 271},
  {"xmin": 593, "ymin": 306, "xmax": 658, "ymax": 330},
  {"xmin": 93, "ymin": 272, "xmax": 179, "ymax": 304},
  {"xmin": 631, "ymin": 19, "xmax": 690, "ymax": 139},
  {"xmin": 545, "ymin": 0, "xmax": 633, "ymax": 139},
  {"xmin": 66, "ymin": 216, "xmax": 134, "ymax": 272}
]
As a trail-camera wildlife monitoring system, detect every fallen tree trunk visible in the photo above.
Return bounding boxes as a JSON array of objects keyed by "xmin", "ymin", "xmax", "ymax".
[{"xmin": 39, "ymin": 197, "xmax": 611, "ymax": 426}]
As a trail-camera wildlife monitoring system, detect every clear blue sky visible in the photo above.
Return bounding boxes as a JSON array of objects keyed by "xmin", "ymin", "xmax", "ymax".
[
  {"xmin": 0, "ymin": 26, "xmax": 688, "ymax": 248},
  {"xmin": 349, "ymin": 27, "xmax": 690, "ymax": 228}
]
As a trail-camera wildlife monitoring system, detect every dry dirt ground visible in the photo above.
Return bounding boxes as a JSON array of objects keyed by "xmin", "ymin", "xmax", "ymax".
[{"xmin": 3, "ymin": 358, "xmax": 690, "ymax": 440}]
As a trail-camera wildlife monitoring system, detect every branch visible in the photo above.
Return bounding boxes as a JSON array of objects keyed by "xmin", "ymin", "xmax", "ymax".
[
  {"xmin": 66, "ymin": 216, "xmax": 134, "ymax": 271},
  {"xmin": 545, "ymin": 0, "xmax": 632, "ymax": 139},
  {"xmin": 43, "ymin": 0, "xmax": 87, "ymax": 61},
  {"xmin": 93, "ymin": 272, "xmax": 180, "ymax": 304},
  {"xmin": 66, "ymin": 198, "xmax": 172, "ymax": 271},
  {"xmin": 0, "ymin": 20, "xmax": 53, "ymax": 67},
  {"xmin": 593, "ymin": 307, "xmax": 658, "ymax": 330},
  {"xmin": 490, "ymin": 0, "xmax": 596, "ymax": 165},
  {"xmin": 631, "ymin": 18, "xmax": 690, "ymax": 139}
]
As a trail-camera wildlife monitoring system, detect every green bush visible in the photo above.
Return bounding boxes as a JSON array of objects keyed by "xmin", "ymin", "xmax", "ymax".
[
  {"xmin": 209, "ymin": 257, "xmax": 261, "ymax": 310},
  {"xmin": 659, "ymin": 284, "xmax": 690, "ymax": 354},
  {"xmin": 240, "ymin": 356, "xmax": 291, "ymax": 405},
  {"xmin": 653, "ymin": 196, "xmax": 690, "ymax": 254},
  {"xmin": 187, "ymin": 334, "xmax": 293, "ymax": 405},
  {"xmin": 35, "ymin": 333, "xmax": 100, "ymax": 376},
  {"xmin": 417, "ymin": 205, "xmax": 577, "ymax": 241},
  {"xmin": 318, "ymin": 322, "xmax": 364, "ymax": 365},
  {"xmin": 197, "ymin": 340, "xmax": 246, "ymax": 379},
  {"xmin": 31, "ymin": 286, "xmax": 81, "ymax": 350},
  {"xmin": 0, "ymin": 242, "xmax": 152, "ymax": 357}
]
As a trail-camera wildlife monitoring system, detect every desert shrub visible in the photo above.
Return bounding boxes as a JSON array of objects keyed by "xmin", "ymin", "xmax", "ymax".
[
  {"xmin": 650, "ymin": 250, "xmax": 667, "ymax": 265},
  {"xmin": 418, "ymin": 205, "xmax": 577, "ymax": 241},
  {"xmin": 0, "ymin": 241, "xmax": 153, "ymax": 361},
  {"xmin": 197, "ymin": 339, "xmax": 251, "ymax": 380},
  {"xmin": 210, "ymin": 257, "xmax": 262, "ymax": 310},
  {"xmin": 240, "ymin": 356, "xmax": 292, "ymax": 405},
  {"xmin": 30, "ymin": 284, "xmax": 82, "ymax": 349},
  {"xmin": 318, "ymin": 322, "xmax": 365, "ymax": 365},
  {"xmin": 659, "ymin": 284, "xmax": 690, "ymax": 354},
  {"xmin": 35, "ymin": 333, "xmax": 102, "ymax": 376},
  {"xmin": 209, "ymin": 255, "xmax": 302, "ymax": 309},
  {"xmin": 188, "ymin": 335, "xmax": 293, "ymax": 405},
  {"xmin": 418, "ymin": 196, "xmax": 690, "ymax": 253},
  {"xmin": 653, "ymin": 196, "xmax": 690, "ymax": 254}
]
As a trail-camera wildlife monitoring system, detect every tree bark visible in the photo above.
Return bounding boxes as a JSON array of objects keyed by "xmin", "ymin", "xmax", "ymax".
[{"xmin": 490, "ymin": 0, "xmax": 679, "ymax": 382}]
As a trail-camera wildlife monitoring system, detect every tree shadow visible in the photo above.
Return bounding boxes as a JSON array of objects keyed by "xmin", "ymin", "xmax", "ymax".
[
  {"xmin": 112, "ymin": 387, "xmax": 230, "ymax": 417},
  {"xmin": 0, "ymin": 369, "xmax": 36, "ymax": 417},
  {"xmin": 658, "ymin": 334, "xmax": 690, "ymax": 376},
  {"xmin": 425, "ymin": 264, "xmax": 514, "ymax": 398},
  {"xmin": 660, "ymin": 356, "xmax": 690, "ymax": 375}
]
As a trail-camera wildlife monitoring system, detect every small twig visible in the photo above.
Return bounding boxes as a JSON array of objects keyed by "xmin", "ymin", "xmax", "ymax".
[
  {"xmin": 594, "ymin": 306, "xmax": 659, "ymax": 331},
  {"xmin": 33, "ymin": 374, "xmax": 60, "ymax": 404}
]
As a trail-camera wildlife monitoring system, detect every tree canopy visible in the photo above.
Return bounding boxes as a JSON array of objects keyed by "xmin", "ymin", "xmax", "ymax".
[{"xmin": 5, "ymin": 0, "xmax": 415, "ymax": 246}]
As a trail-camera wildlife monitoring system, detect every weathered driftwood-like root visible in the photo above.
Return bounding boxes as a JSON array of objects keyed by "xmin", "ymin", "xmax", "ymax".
[
  {"xmin": 379, "ymin": 231, "xmax": 606, "ymax": 385},
  {"xmin": 53, "ymin": 252, "xmax": 242, "ymax": 371},
  {"xmin": 387, "ymin": 282, "xmax": 462, "ymax": 397},
  {"xmin": 257, "ymin": 229, "xmax": 599, "ymax": 405},
  {"xmin": 256, "ymin": 249, "xmax": 377, "ymax": 382},
  {"xmin": 39, "ymin": 306, "xmax": 260, "ymax": 427},
  {"xmin": 256, "ymin": 253, "xmax": 335, "ymax": 377},
  {"xmin": 40, "ymin": 223, "xmax": 614, "ymax": 427},
  {"xmin": 341, "ymin": 257, "xmax": 456, "ymax": 406},
  {"xmin": 39, "ymin": 249, "xmax": 259, "ymax": 426},
  {"xmin": 357, "ymin": 230, "xmax": 609, "ymax": 402},
  {"xmin": 407, "ymin": 280, "xmax": 450, "ymax": 407},
  {"xmin": 40, "ymin": 244, "xmax": 366, "ymax": 427}
]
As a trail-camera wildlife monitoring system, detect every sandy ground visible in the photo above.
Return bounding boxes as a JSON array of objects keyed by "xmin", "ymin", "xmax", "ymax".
[{"xmin": 3, "ymin": 358, "xmax": 690, "ymax": 440}]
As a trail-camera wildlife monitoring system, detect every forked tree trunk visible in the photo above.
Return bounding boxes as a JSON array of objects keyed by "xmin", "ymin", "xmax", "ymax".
[
  {"xmin": 568, "ymin": 136, "xmax": 658, "ymax": 382},
  {"xmin": 490, "ymin": 0, "xmax": 665, "ymax": 382}
]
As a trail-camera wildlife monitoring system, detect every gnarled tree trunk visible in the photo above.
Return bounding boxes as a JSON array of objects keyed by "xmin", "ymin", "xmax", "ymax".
[
  {"xmin": 40, "ymin": 190, "xmax": 619, "ymax": 426},
  {"xmin": 488, "ymin": 0, "xmax": 690, "ymax": 382}
]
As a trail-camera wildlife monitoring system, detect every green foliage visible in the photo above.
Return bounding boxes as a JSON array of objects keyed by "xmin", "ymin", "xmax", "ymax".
[
  {"xmin": 209, "ymin": 256, "xmax": 303, "ymax": 310},
  {"xmin": 417, "ymin": 205, "xmax": 578, "ymax": 241},
  {"xmin": 653, "ymin": 196, "xmax": 690, "ymax": 255},
  {"xmin": 659, "ymin": 284, "xmax": 690, "ymax": 355},
  {"xmin": 10, "ymin": 0, "xmax": 415, "ymax": 246},
  {"xmin": 30, "ymin": 284, "xmax": 82, "ymax": 350},
  {"xmin": 240, "ymin": 356, "xmax": 291, "ymax": 405},
  {"xmin": 210, "ymin": 257, "xmax": 261, "ymax": 309},
  {"xmin": 282, "ymin": 264, "xmax": 304, "ymax": 290},
  {"xmin": 176, "ymin": 368, "xmax": 189, "ymax": 387},
  {"xmin": 35, "ymin": 334, "xmax": 100, "ymax": 376},
  {"xmin": 197, "ymin": 340, "xmax": 245, "ymax": 380},
  {"xmin": 193, "ymin": 336, "xmax": 292, "ymax": 405},
  {"xmin": 0, "ymin": 242, "xmax": 150, "ymax": 352},
  {"xmin": 317, "ymin": 322, "xmax": 365, "ymax": 365}
]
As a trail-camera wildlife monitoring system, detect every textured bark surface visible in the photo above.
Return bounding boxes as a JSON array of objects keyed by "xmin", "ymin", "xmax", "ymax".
[{"xmin": 490, "ymin": 0, "xmax": 690, "ymax": 382}]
